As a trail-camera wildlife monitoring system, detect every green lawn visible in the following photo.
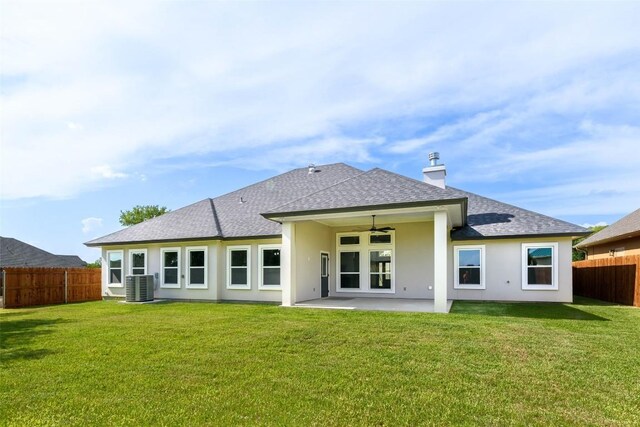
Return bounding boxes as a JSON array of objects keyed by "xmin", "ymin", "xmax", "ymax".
[{"xmin": 1, "ymin": 298, "xmax": 639, "ymax": 426}]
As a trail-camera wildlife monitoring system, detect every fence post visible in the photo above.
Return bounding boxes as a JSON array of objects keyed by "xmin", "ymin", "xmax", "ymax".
[
  {"xmin": 1, "ymin": 269, "xmax": 5, "ymax": 309},
  {"xmin": 64, "ymin": 270, "xmax": 68, "ymax": 304}
]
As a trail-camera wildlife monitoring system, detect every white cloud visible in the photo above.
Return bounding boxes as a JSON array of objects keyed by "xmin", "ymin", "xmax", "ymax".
[
  {"xmin": 1, "ymin": 1, "xmax": 639, "ymax": 201},
  {"xmin": 81, "ymin": 217, "xmax": 103, "ymax": 234},
  {"xmin": 91, "ymin": 165, "xmax": 128, "ymax": 180}
]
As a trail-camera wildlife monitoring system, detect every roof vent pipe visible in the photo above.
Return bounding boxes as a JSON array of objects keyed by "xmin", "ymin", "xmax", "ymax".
[
  {"xmin": 423, "ymin": 153, "xmax": 446, "ymax": 189},
  {"xmin": 428, "ymin": 152, "xmax": 440, "ymax": 166},
  {"xmin": 308, "ymin": 164, "xmax": 316, "ymax": 174}
]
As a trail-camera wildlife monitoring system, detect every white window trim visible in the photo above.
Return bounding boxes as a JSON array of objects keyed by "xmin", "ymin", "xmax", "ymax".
[
  {"xmin": 337, "ymin": 250, "xmax": 362, "ymax": 291},
  {"xmin": 336, "ymin": 231, "xmax": 395, "ymax": 294},
  {"xmin": 368, "ymin": 248, "xmax": 395, "ymax": 293},
  {"xmin": 454, "ymin": 245, "xmax": 486, "ymax": 290},
  {"xmin": 522, "ymin": 242, "xmax": 558, "ymax": 291},
  {"xmin": 258, "ymin": 244, "xmax": 281, "ymax": 290},
  {"xmin": 106, "ymin": 250, "xmax": 124, "ymax": 288},
  {"xmin": 129, "ymin": 248, "xmax": 148, "ymax": 275},
  {"xmin": 186, "ymin": 246, "xmax": 208, "ymax": 289},
  {"xmin": 160, "ymin": 247, "xmax": 181, "ymax": 289},
  {"xmin": 227, "ymin": 245, "xmax": 251, "ymax": 290}
]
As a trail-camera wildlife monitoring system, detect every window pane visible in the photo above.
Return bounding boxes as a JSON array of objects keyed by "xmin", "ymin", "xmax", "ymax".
[
  {"xmin": 321, "ymin": 256, "xmax": 328, "ymax": 276},
  {"xmin": 370, "ymin": 250, "xmax": 391, "ymax": 273},
  {"xmin": 340, "ymin": 236, "xmax": 359, "ymax": 245},
  {"xmin": 190, "ymin": 250, "xmax": 205, "ymax": 267},
  {"xmin": 527, "ymin": 248, "xmax": 552, "ymax": 266},
  {"xmin": 340, "ymin": 273, "xmax": 360, "ymax": 288},
  {"xmin": 132, "ymin": 253, "xmax": 145, "ymax": 268},
  {"xmin": 132, "ymin": 268, "xmax": 145, "ymax": 275},
  {"xmin": 263, "ymin": 267, "xmax": 280, "ymax": 285},
  {"xmin": 369, "ymin": 234, "xmax": 391, "ymax": 244},
  {"xmin": 459, "ymin": 267, "xmax": 480, "ymax": 285},
  {"xmin": 263, "ymin": 249, "xmax": 280, "ymax": 267},
  {"xmin": 528, "ymin": 267, "xmax": 552, "ymax": 285},
  {"xmin": 109, "ymin": 253, "xmax": 122, "ymax": 268},
  {"xmin": 110, "ymin": 269, "xmax": 122, "ymax": 283},
  {"xmin": 340, "ymin": 252, "xmax": 360, "ymax": 272},
  {"xmin": 231, "ymin": 250, "xmax": 247, "ymax": 267},
  {"xmin": 164, "ymin": 251, "xmax": 178, "ymax": 267},
  {"xmin": 370, "ymin": 274, "xmax": 391, "ymax": 289},
  {"xmin": 231, "ymin": 268, "xmax": 248, "ymax": 285},
  {"xmin": 164, "ymin": 268, "xmax": 178, "ymax": 284},
  {"xmin": 459, "ymin": 249, "xmax": 480, "ymax": 267},
  {"xmin": 190, "ymin": 267, "xmax": 205, "ymax": 284}
]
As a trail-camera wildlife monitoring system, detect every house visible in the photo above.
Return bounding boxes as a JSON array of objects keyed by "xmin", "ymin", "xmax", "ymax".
[
  {"xmin": 575, "ymin": 208, "xmax": 640, "ymax": 259},
  {"xmin": 85, "ymin": 155, "xmax": 588, "ymax": 312},
  {"xmin": 0, "ymin": 236, "xmax": 87, "ymax": 268}
]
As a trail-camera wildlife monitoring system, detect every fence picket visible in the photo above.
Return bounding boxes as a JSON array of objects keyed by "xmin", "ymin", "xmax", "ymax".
[{"xmin": 573, "ymin": 255, "xmax": 640, "ymax": 307}]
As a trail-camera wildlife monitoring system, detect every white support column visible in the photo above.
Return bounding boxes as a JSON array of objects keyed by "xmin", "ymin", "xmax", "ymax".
[
  {"xmin": 433, "ymin": 211, "xmax": 449, "ymax": 313},
  {"xmin": 281, "ymin": 222, "xmax": 297, "ymax": 306}
]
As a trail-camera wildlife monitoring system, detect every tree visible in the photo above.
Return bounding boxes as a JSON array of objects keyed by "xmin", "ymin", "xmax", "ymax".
[
  {"xmin": 572, "ymin": 225, "xmax": 607, "ymax": 261},
  {"xmin": 119, "ymin": 205, "xmax": 170, "ymax": 226},
  {"xmin": 86, "ymin": 258, "xmax": 102, "ymax": 268}
]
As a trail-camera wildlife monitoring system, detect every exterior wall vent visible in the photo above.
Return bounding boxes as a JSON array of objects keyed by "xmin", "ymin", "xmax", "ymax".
[{"xmin": 125, "ymin": 275, "xmax": 155, "ymax": 302}]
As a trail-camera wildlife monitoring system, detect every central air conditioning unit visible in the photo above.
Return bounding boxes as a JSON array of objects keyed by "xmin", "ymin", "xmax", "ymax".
[{"xmin": 125, "ymin": 275, "xmax": 155, "ymax": 302}]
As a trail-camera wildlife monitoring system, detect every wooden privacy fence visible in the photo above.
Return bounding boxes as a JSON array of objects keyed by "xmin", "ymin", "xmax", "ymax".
[
  {"xmin": 1, "ymin": 267, "xmax": 102, "ymax": 309},
  {"xmin": 573, "ymin": 255, "xmax": 640, "ymax": 307}
]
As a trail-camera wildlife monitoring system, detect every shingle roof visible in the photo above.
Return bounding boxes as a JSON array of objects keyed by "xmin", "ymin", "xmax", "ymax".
[
  {"xmin": 576, "ymin": 208, "xmax": 640, "ymax": 248},
  {"xmin": 85, "ymin": 163, "xmax": 588, "ymax": 246},
  {"xmin": 85, "ymin": 199, "xmax": 220, "ymax": 245},
  {"xmin": 85, "ymin": 163, "xmax": 362, "ymax": 246},
  {"xmin": 0, "ymin": 237, "xmax": 87, "ymax": 268},
  {"xmin": 264, "ymin": 168, "xmax": 466, "ymax": 216},
  {"xmin": 448, "ymin": 189, "xmax": 589, "ymax": 240}
]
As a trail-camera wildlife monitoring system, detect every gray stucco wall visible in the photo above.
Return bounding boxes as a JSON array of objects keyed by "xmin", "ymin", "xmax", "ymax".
[{"xmin": 449, "ymin": 237, "xmax": 574, "ymax": 302}]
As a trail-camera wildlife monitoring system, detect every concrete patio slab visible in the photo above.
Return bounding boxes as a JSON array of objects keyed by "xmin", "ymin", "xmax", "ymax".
[{"xmin": 292, "ymin": 297, "xmax": 453, "ymax": 313}]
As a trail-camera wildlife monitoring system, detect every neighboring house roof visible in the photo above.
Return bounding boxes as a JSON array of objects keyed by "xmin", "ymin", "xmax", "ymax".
[
  {"xmin": 576, "ymin": 208, "xmax": 640, "ymax": 248},
  {"xmin": 85, "ymin": 163, "xmax": 588, "ymax": 247},
  {"xmin": 0, "ymin": 237, "xmax": 87, "ymax": 268}
]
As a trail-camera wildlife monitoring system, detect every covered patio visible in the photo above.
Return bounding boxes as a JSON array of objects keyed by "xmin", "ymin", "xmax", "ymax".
[{"xmin": 291, "ymin": 297, "xmax": 454, "ymax": 313}]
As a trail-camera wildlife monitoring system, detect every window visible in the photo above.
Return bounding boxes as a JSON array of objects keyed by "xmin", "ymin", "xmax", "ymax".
[
  {"xmin": 161, "ymin": 248, "xmax": 180, "ymax": 288},
  {"xmin": 522, "ymin": 243, "xmax": 558, "ymax": 290},
  {"xmin": 106, "ymin": 250, "xmax": 123, "ymax": 286},
  {"xmin": 259, "ymin": 245, "xmax": 281, "ymax": 290},
  {"xmin": 339, "ymin": 236, "xmax": 360, "ymax": 245},
  {"xmin": 337, "ymin": 231, "xmax": 395, "ymax": 293},
  {"xmin": 129, "ymin": 249, "xmax": 147, "ymax": 275},
  {"xmin": 186, "ymin": 246, "xmax": 208, "ymax": 289},
  {"xmin": 369, "ymin": 234, "xmax": 391, "ymax": 244},
  {"xmin": 227, "ymin": 246, "xmax": 251, "ymax": 289},
  {"xmin": 340, "ymin": 251, "xmax": 360, "ymax": 289},
  {"xmin": 454, "ymin": 246, "xmax": 485, "ymax": 290},
  {"xmin": 370, "ymin": 250, "xmax": 392, "ymax": 289}
]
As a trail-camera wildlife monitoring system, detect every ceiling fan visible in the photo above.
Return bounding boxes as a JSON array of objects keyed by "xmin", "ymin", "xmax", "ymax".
[{"xmin": 361, "ymin": 215, "xmax": 395, "ymax": 233}]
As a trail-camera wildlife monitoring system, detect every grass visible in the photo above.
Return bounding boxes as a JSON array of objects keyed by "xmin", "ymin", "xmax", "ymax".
[{"xmin": 1, "ymin": 298, "xmax": 639, "ymax": 426}]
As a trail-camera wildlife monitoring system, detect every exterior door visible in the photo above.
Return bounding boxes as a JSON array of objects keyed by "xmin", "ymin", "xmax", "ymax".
[{"xmin": 320, "ymin": 253, "xmax": 329, "ymax": 298}]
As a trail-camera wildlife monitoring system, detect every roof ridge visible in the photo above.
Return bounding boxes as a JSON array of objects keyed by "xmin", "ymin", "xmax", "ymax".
[
  {"xmin": 212, "ymin": 162, "xmax": 363, "ymax": 201},
  {"xmin": 208, "ymin": 198, "xmax": 223, "ymax": 238},
  {"xmin": 264, "ymin": 168, "xmax": 373, "ymax": 214},
  {"xmin": 84, "ymin": 198, "xmax": 213, "ymax": 245}
]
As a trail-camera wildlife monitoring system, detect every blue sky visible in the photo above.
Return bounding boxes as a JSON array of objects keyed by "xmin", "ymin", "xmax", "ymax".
[{"xmin": 1, "ymin": 1, "xmax": 639, "ymax": 263}]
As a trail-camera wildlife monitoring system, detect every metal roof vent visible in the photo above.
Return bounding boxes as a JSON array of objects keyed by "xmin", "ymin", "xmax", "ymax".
[
  {"xmin": 308, "ymin": 164, "xmax": 316, "ymax": 174},
  {"xmin": 428, "ymin": 152, "xmax": 440, "ymax": 166}
]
